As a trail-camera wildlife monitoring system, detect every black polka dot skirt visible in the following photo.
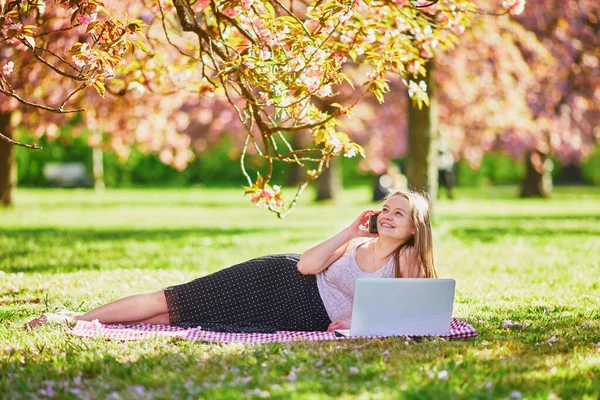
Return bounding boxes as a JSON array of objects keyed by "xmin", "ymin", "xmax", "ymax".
[{"xmin": 163, "ymin": 254, "xmax": 332, "ymax": 333}]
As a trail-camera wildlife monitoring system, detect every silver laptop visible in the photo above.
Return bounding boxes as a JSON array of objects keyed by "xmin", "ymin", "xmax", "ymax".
[{"xmin": 336, "ymin": 278, "xmax": 456, "ymax": 337}]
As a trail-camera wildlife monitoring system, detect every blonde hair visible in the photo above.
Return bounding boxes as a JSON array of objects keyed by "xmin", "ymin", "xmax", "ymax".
[{"xmin": 384, "ymin": 189, "xmax": 437, "ymax": 278}]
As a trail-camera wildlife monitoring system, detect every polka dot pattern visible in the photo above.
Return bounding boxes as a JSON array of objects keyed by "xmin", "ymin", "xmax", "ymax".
[{"xmin": 164, "ymin": 254, "xmax": 332, "ymax": 333}]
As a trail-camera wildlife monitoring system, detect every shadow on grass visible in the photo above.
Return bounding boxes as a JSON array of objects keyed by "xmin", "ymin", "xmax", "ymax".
[
  {"xmin": 441, "ymin": 214, "xmax": 599, "ymax": 221},
  {"xmin": 9, "ymin": 200, "xmax": 262, "ymax": 209},
  {"xmin": 0, "ymin": 226, "xmax": 272, "ymax": 274},
  {"xmin": 449, "ymin": 226, "xmax": 600, "ymax": 242},
  {"xmin": 0, "ymin": 226, "xmax": 269, "ymax": 242}
]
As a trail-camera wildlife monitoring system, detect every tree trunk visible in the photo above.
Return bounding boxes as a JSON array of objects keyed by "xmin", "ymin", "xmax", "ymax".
[
  {"xmin": 285, "ymin": 132, "xmax": 306, "ymax": 187},
  {"xmin": 520, "ymin": 150, "xmax": 552, "ymax": 198},
  {"xmin": 313, "ymin": 98, "xmax": 343, "ymax": 202},
  {"xmin": 316, "ymin": 157, "xmax": 342, "ymax": 201},
  {"xmin": 93, "ymin": 144, "xmax": 105, "ymax": 191},
  {"xmin": 406, "ymin": 63, "xmax": 439, "ymax": 203},
  {"xmin": 0, "ymin": 112, "xmax": 14, "ymax": 207}
]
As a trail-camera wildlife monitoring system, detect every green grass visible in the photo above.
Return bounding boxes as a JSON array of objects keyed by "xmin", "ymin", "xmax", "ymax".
[{"xmin": 1, "ymin": 186, "xmax": 599, "ymax": 399}]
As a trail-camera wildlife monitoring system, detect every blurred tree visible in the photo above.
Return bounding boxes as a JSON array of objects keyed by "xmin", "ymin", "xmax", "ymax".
[{"xmin": 340, "ymin": 0, "xmax": 597, "ymax": 199}]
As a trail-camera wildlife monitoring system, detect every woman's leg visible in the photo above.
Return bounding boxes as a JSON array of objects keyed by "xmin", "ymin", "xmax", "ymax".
[
  {"xmin": 25, "ymin": 289, "xmax": 169, "ymax": 327},
  {"xmin": 133, "ymin": 312, "xmax": 170, "ymax": 325},
  {"xmin": 75, "ymin": 289, "xmax": 168, "ymax": 324}
]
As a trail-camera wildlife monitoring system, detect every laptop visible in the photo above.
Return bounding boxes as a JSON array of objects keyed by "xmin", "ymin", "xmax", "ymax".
[{"xmin": 335, "ymin": 278, "xmax": 456, "ymax": 337}]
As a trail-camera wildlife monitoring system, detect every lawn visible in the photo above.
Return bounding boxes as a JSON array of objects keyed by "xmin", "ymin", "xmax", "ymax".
[{"xmin": 1, "ymin": 186, "xmax": 599, "ymax": 399}]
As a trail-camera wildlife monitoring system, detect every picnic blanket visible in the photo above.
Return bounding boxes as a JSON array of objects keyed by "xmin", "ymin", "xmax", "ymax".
[{"xmin": 68, "ymin": 317, "xmax": 477, "ymax": 343}]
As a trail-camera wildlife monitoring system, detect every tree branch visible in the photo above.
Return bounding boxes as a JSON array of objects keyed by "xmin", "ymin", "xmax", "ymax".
[
  {"xmin": 0, "ymin": 132, "xmax": 42, "ymax": 150},
  {"xmin": 0, "ymin": 86, "xmax": 85, "ymax": 113},
  {"xmin": 23, "ymin": 40, "xmax": 87, "ymax": 81}
]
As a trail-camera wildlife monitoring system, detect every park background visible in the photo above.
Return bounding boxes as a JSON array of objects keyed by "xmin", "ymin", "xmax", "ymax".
[{"xmin": 1, "ymin": 0, "xmax": 599, "ymax": 399}]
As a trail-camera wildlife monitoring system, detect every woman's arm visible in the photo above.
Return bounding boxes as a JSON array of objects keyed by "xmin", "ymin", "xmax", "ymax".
[{"xmin": 297, "ymin": 210, "xmax": 377, "ymax": 275}]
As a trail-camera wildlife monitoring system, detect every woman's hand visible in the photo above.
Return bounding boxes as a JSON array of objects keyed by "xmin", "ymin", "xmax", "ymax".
[
  {"xmin": 327, "ymin": 319, "xmax": 351, "ymax": 332},
  {"xmin": 348, "ymin": 210, "xmax": 379, "ymax": 239}
]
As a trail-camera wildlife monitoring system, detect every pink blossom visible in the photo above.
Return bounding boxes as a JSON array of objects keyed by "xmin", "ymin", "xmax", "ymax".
[
  {"xmin": 269, "ymin": 199, "xmax": 283, "ymax": 210},
  {"xmin": 344, "ymin": 147, "xmax": 357, "ymax": 158},
  {"xmin": 502, "ymin": 0, "xmax": 526, "ymax": 16},
  {"xmin": 420, "ymin": 47, "xmax": 433, "ymax": 59},
  {"xmin": 193, "ymin": 0, "xmax": 211, "ymax": 11},
  {"xmin": 503, "ymin": 320, "xmax": 524, "ymax": 328},
  {"xmin": 340, "ymin": 33, "xmax": 354, "ymax": 45},
  {"xmin": 316, "ymin": 85, "xmax": 332, "ymax": 97},
  {"xmin": 408, "ymin": 61, "xmax": 421, "ymax": 75},
  {"xmin": 2, "ymin": 61, "xmax": 14, "ymax": 76},
  {"xmin": 261, "ymin": 188, "xmax": 274, "ymax": 199},
  {"xmin": 38, "ymin": 386, "xmax": 56, "ymax": 397},
  {"xmin": 417, "ymin": 0, "xmax": 438, "ymax": 15},
  {"xmin": 38, "ymin": 381, "xmax": 56, "ymax": 397},
  {"xmin": 77, "ymin": 12, "xmax": 97, "ymax": 26},
  {"xmin": 305, "ymin": 20, "xmax": 320, "ymax": 31},
  {"xmin": 451, "ymin": 23, "xmax": 465, "ymax": 35},
  {"xmin": 222, "ymin": 7, "xmax": 241, "ymax": 18},
  {"xmin": 130, "ymin": 385, "xmax": 145, "ymax": 397},
  {"xmin": 436, "ymin": 13, "xmax": 449, "ymax": 23},
  {"xmin": 287, "ymin": 371, "xmax": 297, "ymax": 382},
  {"xmin": 305, "ymin": 81, "xmax": 319, "ymax": 93},
  {"xmin": 261, "ymin": 47, "xmax": 271, "ymax": 61},
  {"xmin": 72, "ymin": 56, "xmax": 86, "ymax": 69},
  {"xmin": 332, "ymin": 53, "xmax": 346, "ymax": 64},
  {"xmin": 363, "ymin": 29, "xmax": 376, "ymax": 44},
  {"xmin": 329, "ymin": 136, "xmax": 344, "ymax": 153},
  {"xmin": 0, "ymin": 16, "xmax": 14, "ymax": 36},
  {"xmin": 9, "ymin": 22, "xmax": 24, "ymax": 32},
  {"xmin": 393, "ymin": 0, "xmax": 408, "ymax": 6}
]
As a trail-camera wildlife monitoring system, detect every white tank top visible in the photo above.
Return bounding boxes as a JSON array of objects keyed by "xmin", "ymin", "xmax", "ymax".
[{"xmin": 316, "ymin": 238, "xmax": 394, "ymax": 322}]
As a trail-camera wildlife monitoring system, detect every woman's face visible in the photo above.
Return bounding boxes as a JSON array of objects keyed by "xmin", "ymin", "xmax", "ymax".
[{"xmin": 377, "ymin": 195, "xmax": 415, "ymax": 242}]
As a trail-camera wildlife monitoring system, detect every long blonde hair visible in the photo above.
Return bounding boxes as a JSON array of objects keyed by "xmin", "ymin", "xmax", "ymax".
[{"xmin": 385, "ymin": 190, "xmax": 437, "ymax": 278}]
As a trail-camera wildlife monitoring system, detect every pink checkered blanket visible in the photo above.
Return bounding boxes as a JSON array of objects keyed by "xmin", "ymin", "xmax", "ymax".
[{"xmin": 68, "ymin": 317, "xmax": 476, "ymax": 343}]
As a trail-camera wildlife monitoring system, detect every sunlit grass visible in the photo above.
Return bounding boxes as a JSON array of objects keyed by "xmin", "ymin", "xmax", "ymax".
[{"xmin": 1, "ymin": 186, "xmax": 599, "ymax": 399}]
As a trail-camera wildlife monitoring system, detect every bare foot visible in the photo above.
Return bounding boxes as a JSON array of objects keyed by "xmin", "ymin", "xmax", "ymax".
[
  {"xmin": 24, "ymin": 313, "xmax": 77, "ymax": 329},
  {"xmin": 57, "ymin": 310, "xmax": 84, "ymax": 318}
]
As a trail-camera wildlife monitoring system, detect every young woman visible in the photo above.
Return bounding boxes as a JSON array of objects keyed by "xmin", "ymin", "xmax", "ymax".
[{"xmin": 26, "ymin": 189, "xmax": 437, "ymax": 332}]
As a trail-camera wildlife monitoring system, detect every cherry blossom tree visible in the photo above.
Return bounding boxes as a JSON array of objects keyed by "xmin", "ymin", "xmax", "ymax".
[{"xmin": 3, "ymin": 0, "xmax": 526, "ymax": 214}]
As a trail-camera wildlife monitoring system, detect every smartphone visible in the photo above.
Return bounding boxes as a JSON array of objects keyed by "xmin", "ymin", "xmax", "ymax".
[{"xmin": 368, "ymin": 214, "xmax": 378, "ymax": 234}]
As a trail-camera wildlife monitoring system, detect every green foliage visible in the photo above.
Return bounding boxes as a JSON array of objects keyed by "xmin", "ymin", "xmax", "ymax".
[
  {"xmin": 1, "ymin": 187, "xmax": 599, "ymax": 398},
  {"xmin": 15, "ymin": 129, "xmax": 93, "ymax": 186},
  {"xmin": 455, "ymin": 153, "xmax": 524, "ymax": 187},
  {"xmin": 15, "ymin": 132, "xmax": 368, "ymax": 188},
  {"xmin": 581, "ymin": 144, "xmax": 600, "ymax": 185},
  {"xmin": 15, "ymin": 134, "xmax": 599, "ymax": 189}
]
